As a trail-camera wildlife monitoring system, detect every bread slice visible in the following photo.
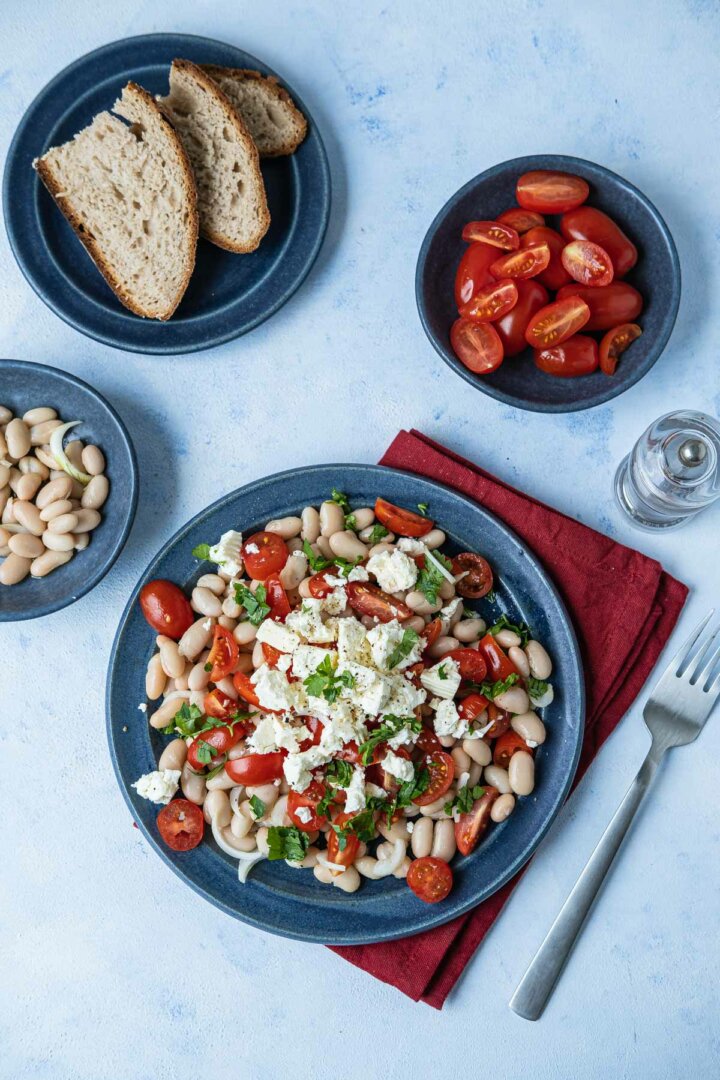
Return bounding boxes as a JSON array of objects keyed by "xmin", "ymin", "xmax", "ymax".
[
  {"xmin": 159, "ymin": 60, "xmax": 270, "ymax": 253},
  {"xmin": 33, "ymin": 82, "xmax": 198, "ymax": 320},
  {"xmin": 200, "ymin": 66, "xmax": 307, "ymax": 158}
]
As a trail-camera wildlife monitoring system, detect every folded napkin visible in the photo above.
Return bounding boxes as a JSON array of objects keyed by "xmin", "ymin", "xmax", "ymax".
[{"xmin": 329, "ymin": 430, "xmax": 688, "ymax": 1008}]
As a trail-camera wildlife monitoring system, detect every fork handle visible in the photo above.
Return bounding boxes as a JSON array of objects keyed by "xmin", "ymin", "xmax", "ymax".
[{"xmin": 509, "ymin": 745, "xmax": 663, "ymax": 1021}]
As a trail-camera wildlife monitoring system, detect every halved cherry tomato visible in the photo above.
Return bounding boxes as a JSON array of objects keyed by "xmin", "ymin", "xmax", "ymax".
[
  {"xmin": 496, "ymin": 207, "xmax": 545, "ymax": 234},
  {"xmin": 407, "ymin": 856, "xmax": 453, "ymax": 903},
  {"xmin": 261, "ymin": 642, "xmax": 284, "ymax": 668},
  {"xmin": 454, "ymin": 242, "xmax": 498, "ymax": 307},
  {"xmin": 495, "ymin": 279, "xmax": 549, "ymax": 357},
  {"xmin": 308, "ymin": 568, "xmax": 338, "ymax": 598},
  {"xmin": 139, "ymin": 580, "xmax": 194, "ymax": 639},
  {"xmin": 299, "ymin": 716, "xmax": 324, "ymax": 751},
  {"xmin": 335, "ymin": 740, "xmax": 361, "ymax": 764},
  {"xmin": 444, "ymin": 648, "xmax": 487, "ymax": 683},
  {"xmin": 413, "ymin": 750, "xmax": 455, "ymax": 806},
  {"xmin": 556, "ymin": 282, "xmax": 643, "ymax": 332},
  {"xmin": 485, "ymin": 702, "xmax": 511, "ymax": 738},
  {"xmin": 157, "ymin": 799, "xmax": 204, "ymax": 851},
  {"xmin": 525, "ymin": 296, "xmax": 590, "ymax": 348},
  {"xmin": 561, "ymin": 240, "xmax": 614, "ymax": 287},
  {"xmin": 422, "ymin": 617, "xmax": 443, "ymax": 649},
  {"xmin": 521, "ymin": 226, "xmax": 573, "ymax": 290},
  {"xmin": 380, "ymin": 745, "xmax": 413, "ymax": 793},
  {"xmin": 452, "ymin": 552, "xmax": 493, "ymax": 599},
  {"xmin": 232, "ymin": 671, "xmax": 263, "ymax": 709},
  {"xmin": 454, "ymin": 787, "xmax": 499, "ymax": 855},
  {"xmin": 288, "ymin": 780, "xmax": 329, "ymax": 832},
  {"xmin": 450, "ymin": 318, "xmax": 504, "ymax": 375},
  {"xmin": 187, "ymin": 723, "xmax": 243, "ymax": 771},
  {"xmin": 599, "ymin": 322, "xmax": 643, "ymax": 375},
  {"xmin": 534, "ymin": 334, "xmax": 599, "ymax": 377},
  {"xmin": 225, "ymin": 751, "xmax": 285, "ymax": 786},
  {"xmin": 516, "ymin": 170, "xmax": 589, "ymax": 214},
  {"xmin": 457, "ymin": 692, "xmax": 490, "ymax": 723},
  {"xmin": 489, "ymin": 243, "xmax": 550, "ymax": 281},
  {"xmin": 416, "ymin": 727, "xmax": 442, "ymax": 754},
  {"xmin": 345, "ymin": 581, "xmax": 412, "ymax": 623},
  {"xmin": 459, "ymin": 279, "xmax": 518, "ymax": 322},
  {"xmin": 493, "ymin": 731, "xmax": 530, "ymax": 768},
  {"xmin": 560, "ymin": 206, "xmax": 637, "ymax": 277},
  {"xmin": 265, "ymin": 574, "xmax": 291, "ymax": 620},
  {"xmin": 374, "ymin": 498, "xmax": 433, "ymax": 537},
  {"xmin": 327, "ymin": 810, "xmax": 363, "ymax": 868},
  {"xmin": 477, "ymin": 633, "xmax": 519, "ymax": 682},
  {"xmin": 204, "ymin": 688, "xmax": 238, "ymax": 720},
  {"xmin": 241, "ymin": 531, "xmax": 289, "ymax": 580},
  {"xmin": 207, "ymin": 625, "xmax": 239, "ymax": 681},
  {"xmin": 461, "ymin": 220, "xmax": 519, "ymax": 251}
]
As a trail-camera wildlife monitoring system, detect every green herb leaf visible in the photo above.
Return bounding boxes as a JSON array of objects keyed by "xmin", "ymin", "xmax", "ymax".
[
  {"xmin": 416, "ymin": 550, "xmax": 453, "ymax": 605},
  {"xmin": 162, "ymin": 701, "xmax": 204, "ymax": 738},
  {"xmin": 488, "ymin": 614, "xmax": 531, "ymax": 647},
  {"xmin": 267, "ymin": 825, "xmax": 310, "ymax": 862},
  {"xmin": 303, "ymin": 655, "xmax": 355, "ymax": 703},
  {"xmin": 444, "ymin": 784, "xmax": 486, "ymax": 816},
  {"xmin": 485, "ymin": 589, "xmax": 497, "ymax": 604},
  {"xmin": 325, "ymin": 759, "xmax": 354, "ymax": 788},
  {"xmin": 467, "ymin": 672, "xmax": 520, "ymax": 701},
  {"xmin": 303, "ymin": 539, "xmax": 333, "ymax": 573},
  {"xmin": 463, "ymin": 607, "xmax": 476, "ymax": 619},
  {"xmin": 386, "ymin": 628, "xmax": 420, "ymax": 670},
  {"xmin": 249, "ymin": 794, "xmax": 266, "ymax": 819},
  {"xmin": 417, "ymin": 503, "xmax": 429, "ymax": 516},
  {"xmin": 357, "ymin": 714, "xmax": 421, "ymax": 766},
  {"xmin": 192, "ymin": 543, "xmax": 211, "ymax": 559},
  {"xmin": 438, "ymin": 663, "xmax": 448, "ymax": 680},
  {"xmin": 332, "ymin": 556, "xmax": 361, "ymax": 578},
  {"xmin": 527, "ymin": 677, "xmax": 550, "ymax": 701},
  {"xmin": 330, "ymin": 806, "xmax": 379, "ymax": 850},
  {"xmin": 367, "ymin": 523, "xmax": 389, "ymax": 544},
  {"xmin": 344, "ymin": 512, "xmax": 357, "ymax": 531},
  {"xmin": 330, "ymin": 488, "xmax": 351, "ymax": 512},
  {"xmin": 204, "ymin": 760, "xmax": 227, "ymax": 781},
  {"xmin": 234, "ymin": 582, "xmax": 270, "ymax": 626},
  {"xmin": 384, "ymin": 765, "xmax": 430, "ymax": 825},
  {"xmin": 195, "ymin": 740, "xmax": 217, "ymax": 765}
]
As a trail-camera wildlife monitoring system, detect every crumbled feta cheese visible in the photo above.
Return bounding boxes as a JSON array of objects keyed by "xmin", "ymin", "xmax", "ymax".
[
  {"xmin": 367, "ymin": 618, "xmax": 424, "ymax": 672},
  {"xmin": 365, "ymin": 782, "xmax": 386, "ymax": 799},
  {"xmin": 245, "ymin": 542, "xmax": 259, "ymax": 555},
  {"xmin": 387, "ymin": 721, "xmax": 421, "ymax": 750},
  {"xmin": 336, "ymin": 617, "xmax": 371, "ymax": 665},
  {"xmin": 439, "ymin": 597, "xmax": 463, "ymax": 632},
  {"xmin": 285, "ymin": 599, "xmax": 336, "ymax": 643},
  {"xmin": 283, "ymin": 746, "xmax": 330, "ymax": 792},
  {"xmin": 255, "ymin": 619, "xmax": 301, "ymax": 654},
  {"xmin": 406, "ymin": 820, "xmax": 415, "ymax": 834},
  {"xmin": 314, "ymin": 699, "xmax": 367, "ymax": 752},
  {"xmin": 326, "ymin": 565, "xmax": 369, "ymax": 586},
  {"xmin": 132, "ymin": 769, "xmax": 181, "ymax": 805},
  {"xmin": 366, "ymin": 549, "xmax": 418, "ymax": 594},
  {"xmin": 337, "ymin": 661, "xmax": 393, "ymax": 715},
  {"xmin": 295, "ymin": 806, "xmax": 313, "ymax": 824},
  {"xmin": 246, "ymin": 714, "xmax": 279, "ymax": 754},
  {"xmin": 421, "ymin": 657, "xmax": 461, "ymax": 700},
  {"xmin": 320, "ymin": 587, "xmax": 348, "ymax": 616},
  {"xmin": 273, "ymin": 716, "xmax": 311, "ymax": 753},
  {"xmin": 433, "ymin": 699, "xmax": 469, "ymax": 739},
  {"xmin": 384, "ymin": 674, "xmax": 426, "ymax": 715},
  {"xmin": 292, "ymin": 644, "xmax": 336, "ymax": 681},
  {"xmin": 276, "ymin": 654, "xmax": 292, "ymax": 673},
  {"xmin": 208, "ymin": 530, "xmax": 243, "ymax": 576},
  {"xmin": 381, "ymin": 750, "xmax": 415, "ymax": 783},
  {"xmin": 137, "ymin": 703, "xmax": 147, "ymax": 713},
  {"xmin": 344, "ymin": 766, "xmax": 367, "ymax": 813},
  {"xmin": 250, "ymin": 665, "xmax": 298, "ymax": 712},
  {"xmin": 397, "ymin": 537, "xmax": 427, "ymax": 557}
]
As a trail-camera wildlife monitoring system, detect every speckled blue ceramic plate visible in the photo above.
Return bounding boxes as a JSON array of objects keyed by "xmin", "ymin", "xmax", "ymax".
[
  {"xmin": 3, "ymin": 34, "xmax": 330, "ymax": 355},
  {"xmin": 416, "ymin": 154, "xmax": 681, "ymax": 412},
  {"xmin": 107, "ymin": 464, "xmax": 584, "ymax": 944},
  {"xmin": 0, "ymin": 359, "xmax": 137, "ymax": 621}
]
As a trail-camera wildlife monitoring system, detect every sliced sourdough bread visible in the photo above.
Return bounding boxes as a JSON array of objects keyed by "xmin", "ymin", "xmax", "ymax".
[
  {"xmin": 159, "ymin": 60, "xmax": 270, "ymax": 253},
  {"xmin": 200, "ymin": 66, "xmax": 307, "ymax": 158},
  {"xmin": 33, "ymin": 82, "xmax": 198, "ymax": 320}
]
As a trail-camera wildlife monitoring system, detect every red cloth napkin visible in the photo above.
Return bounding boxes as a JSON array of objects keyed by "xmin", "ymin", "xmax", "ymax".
[{"xmin": 329, "ymin": 430, "xmax": 688, "ymax": 1008}]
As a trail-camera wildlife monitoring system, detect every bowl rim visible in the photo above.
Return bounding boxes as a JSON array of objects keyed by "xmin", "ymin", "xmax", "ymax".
[
  {"xmin": 0, "ymin": 358, "xmax": 138, "ymax": 621},
  {"xmin": 415, "ymin": 153, "xmax": 681, "ymax": 413}
]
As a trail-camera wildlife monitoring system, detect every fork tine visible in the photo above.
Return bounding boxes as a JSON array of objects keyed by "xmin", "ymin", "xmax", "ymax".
[
  {"xmin": 687, "ymin": 623, "xmax": 720, "ymax": 684},
  {"xmin": 664, "ymin": 609, "xmax": 715, "ymax": 678}
]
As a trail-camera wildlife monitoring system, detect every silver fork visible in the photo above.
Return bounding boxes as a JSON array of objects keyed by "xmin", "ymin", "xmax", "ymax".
[{"xmin": 510, "ymin": 610, "xmax": 720, "ymax": 1021}]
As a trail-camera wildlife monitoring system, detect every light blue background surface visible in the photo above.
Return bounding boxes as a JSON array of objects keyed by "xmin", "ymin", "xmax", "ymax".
[{"xmin": 1, "ymin": 2, "xmax": 719, "ymax": 1078}]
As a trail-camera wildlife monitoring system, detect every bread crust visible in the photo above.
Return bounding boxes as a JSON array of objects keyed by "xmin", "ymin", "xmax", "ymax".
[{"xmin": 200, "ymin": 65, "xmax": 308, "ymax": 157}]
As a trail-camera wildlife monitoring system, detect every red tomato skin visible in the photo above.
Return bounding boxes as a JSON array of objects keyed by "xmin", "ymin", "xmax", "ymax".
[
  {"xmin": 454, "ymin": 242, "xmax": 498, "ymax": 308},
  {"xmin": 516, "ymin": 170, "xmax": 590, "ymax": 214},
  {"xmin": 477, "ymin": 634, "xmax": 519, "ymax": 682},
  {"xmin": 561, "ymin": 240, "xmax": 614, "ymax": 287},
  {"xmin": 204, "ymin": 688, "xmax": 237, "ymax": 720},
  {"xmin": 454, "ymin": 788, "xmax": 499, "ymax": 855},
  {"xmin": 556, "ymin": 283, "xmax": 643, "ymax": 332},
  {"xmin": 207, "ymin": 625, "xmax": 239, "ymax": 682},
  {"xmin": 452, "ymin": 552, "xmax": 494, "ymax": 599},
  {"xmin": 496, "ymin": 208, "xmax": 545, "ymax": 233},
  {"xmin": 345, "ymin": 581, "xmax": 412, "ymax": 623},
  {"xmin": 525, "ymin": 296, "xmax": 590, "ymax": 348},
  {"xmin": 327, "ymin": 811, "xmax": 363, "ymax": 868},
  {"xmin": 450, "ymin": 318, "xmax": 504, "ymax": 375},
  {"xmin": 534, "ymin": 334, "xmax": 600, "ymax": 377},
  {"xmin": 308, "ymin": 568, "xmax": 338, "ymax": 598},
  {"xmin": 461, "ymin": 220, "xmax": 520, "ymax": 250},
  {"xmin": 156, "ymin": 800, "xmax": 205, "ymax": 851},
  {"xmin": 264, "ymin": 574, "xmax": 291, "ymax": 621},
  {"xmin": 374, "ymin": 498, "xmax": 433, "ymax": 537},
  {"xmin": 232, "ymin": 671, "xmax": 263, "ymax": 709},
  {"xmin": 416, "ymin": 728, "xmax": 442, "ymax": 754},
  {"xmin": 444, "ymin": 648, "xmax": 488, "ymax": 683},
  {"xmin": 187, "ymin": 724, "xmax": 242, "ymax": 771},
  {"xmin": 459, "ymin": 279, "xmax": 518, "ymax": 323},
  {"xmin": 241, "ymin": 531, "xmax": 289, "ymax": 580},
  {"xmin": 495, "ymin": 279, "xmax": 549, "ymax": 357},
  {"xmin": 599, "ymin": 322, "xmax": 643, "ymax": 375},
  {"xmin": 407, "ymin": 856, "xmax": 454, "ymax": 903},
  {"xmin": 493, "ymin": 731, "xmax": 531, "ymax": 768},
  {"xmin": 489, "ymin": 243, "xmax": 550, "ymax": 282},
  {"xmin": 287, "ymin": 781, "xmax": 328, "ymax": 831},
  {"xmin": 560, "ymin": 206, "xmax": 638, "ymax": 277},
  {"xmin": 485, "ymin": 702, "xmax": 512, "ymax": 739},
  {"xmin": 139, "ymin": 580, "xmax": 194, "ymax": 639},
  {"xmin": 422, "ymin": 617, "xmax": 443, "ymax": 649},
  {"xmin": 225, "ymin": 752, "xmax": 285, "ymax": 786},
  {"xmin": 457, "ymin": 692, "xmax": 490, "ymax": 722},
  {"xmin": 413, "ymin": 750, "xmax": 455, "ymax": 805},
  {"xmin": 521, "ymin": 227, "xmax": 573, "ymax": 291}
]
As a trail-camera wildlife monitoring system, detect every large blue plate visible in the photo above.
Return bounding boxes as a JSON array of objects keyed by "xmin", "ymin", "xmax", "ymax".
[
  {"xmin": 3, "ymin": 34, "xmax": 330, "ymax": 355},
  {"xmin": 106, "ymin": 465, "xmax": 585, "ymax": 944}
]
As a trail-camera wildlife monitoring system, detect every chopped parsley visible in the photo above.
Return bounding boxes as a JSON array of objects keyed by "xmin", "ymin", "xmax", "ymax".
[
  {"xmin": 488, "ymin": 614, "xmax": 531, "ymax": 647},
  {"xmin": 234, "ymin": 581, "xmax": 270, "ymax": 625},
  {"xmin": 367, "ymin": 523, "xmax": 389, "ymax": 544},
  {"xmin": 444, "ymin": 784, "xmax": 485, "ymax": 816},
  {"xmin": 463, "ymin": 607, "xmax": 476, "ymax": 619},
  {"xmin": 325, "ymin": 759, "xmax": 354, "ymax": 788},
  {"xmin": 344, "ymin": 512, "xmax": 358, "ymax": 531},
  {"xmin": 527, "ymin": 677, "xmax": 550, "ymax": 701},
  {"xmin": 468, "ymin": 672, "xmax": 520, "ymax": 701},
  {"xmin": 332, "ymin": 556, "xmax": 361, "ymax": 578},
  {"xmin": 330, "ymin": 807, "xmax": 379, "ymax": 851},
  {"xmin": 161, "ymin": 701, "xmax": 254, "ymax": 740},
  {"xmin": 357, "ymin": 714, "xmax": 421, "ymax": 766},
  {"xmin": 194, "ymin": 740, "xmax": 217, "ymax": 765},
  {"xmin": 267, "ymin": 825, "xmax": 310, "ymax": 863},
  {"xmin": 417, "ymin": 550, "xmax": 453, "ymax": 604},
  {"xmin": 330, "ymin": 488, "xmax": 351, "ymax": 512},
  {"xmin": 387, "ymin": 628, "xmax": 419, "ymax": 669},
  {"xmin": 417, "ymin": 503, "xmax": 429, "ymax": 516},
  {"xmin": 484, "ymin": 589, "xmax": 497, "ymax": 604},
  {"xmin": 191, "ymin": 542, "xmax": 211, "ymax": 559},
  {"xmin": 438, "ymin": 663, "xmax": 448, "ymax": 680},
  {"xmin": 303, "ymin": 655, "xmax": 355, "ymax": 703},
  {"xmin": 303, "ymin": 539, "xmax": 333, "ymax": 572},
  {"xmin": 248, "ymin": 794, "xmax": 266, "ymax": 819},
  {"xmin": 383, "ymin": 766, "xmax": 430, "ymax": 825}
]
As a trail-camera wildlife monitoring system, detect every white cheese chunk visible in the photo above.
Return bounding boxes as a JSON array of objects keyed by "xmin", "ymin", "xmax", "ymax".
[
  {"xmin": 337, "ymin": 661, "xmax": 393, "ymax": 715},
  {"xmin": 344, "ymin": 766, "xmax": 367, "ymax": 813},
  {"xmin": 285, "ymin": 599, "xmax": 337, "ymax": 643},
  {"xmin": 384, "ymin": 674, "xmax": 426, "ymax": 715},
  {"xmin": 381, "ymin": 750, "xmax": 415, "ymax": 783},
  {"xmin": 246, "ymin": 714, "xmax": 279, "ymax": 754},
  {"xmin": 250, "ymin": 664, "xmax": 298, "ymax": 712},
  {"xmin": 397, "ymin": 537, "xmax": 426, "ymax": 556},
  {"xmin": 295, "ymin": 806, "xmax": 313, "ymax": 824},
  {"xmin": 366, "ymin": 549, "xmax": 418, "ymax": 594},
  {"xmin": 282, "ymin": 746, "xmax": 331, "ymax": 792},
  {"xmin": 273, "ymin": 716, "xmax": 311, "ymax": 753},
  {"xmin": 367, "ymin": 618, "xmax": 424, "ymax": 672},
  {"xmin": 292, "ymin": 644, "xmax": 336, "ymax": 681},
  {"xmin": 320, "ymin": 587, "xmax": 348, "ymax": 616},
  {"xmin": 255, "ymin": 619, "xmax": 301, "ymax": 654},
  {"xmin": 132, "ymin": 769, "xmax": 181, "ymax": 805},
  {"xmin": 208, "ymin": 530, "xmax": 243, "ymax": 577},
  {"xmin": 387, "ymin": 721, "xmax": 420, "ymax": 750},
  {"xmin": 336, "ymin": 617, "xmax": 371, "ymax": 666},
  {"xmin": 433, "ymin": 699, "xmax": 469, "ymax": 739},
  {"xmin": 421, "ymin": 657, "xmax": 461, "ymax": 700}
]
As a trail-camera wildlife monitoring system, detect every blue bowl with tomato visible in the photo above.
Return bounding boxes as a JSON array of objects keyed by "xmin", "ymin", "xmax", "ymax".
[{"xmin": 416, "ymin": 154, "xmax": 681, "ymax": 412}]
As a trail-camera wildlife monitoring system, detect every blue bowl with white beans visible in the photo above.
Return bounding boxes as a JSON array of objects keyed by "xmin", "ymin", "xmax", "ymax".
[{"xmin": 107, "ymin": 465, "xmax": 584, "ymax": 944}]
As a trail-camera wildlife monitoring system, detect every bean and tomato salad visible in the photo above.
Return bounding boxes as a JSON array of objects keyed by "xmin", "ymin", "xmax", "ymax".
[
  {"xmin": 133, "ymin": 493, "xmax": 554, "ymax": 904},
  {"xmin": 451, "ymin": 169, "xmax": 643, "ymax": 379}
]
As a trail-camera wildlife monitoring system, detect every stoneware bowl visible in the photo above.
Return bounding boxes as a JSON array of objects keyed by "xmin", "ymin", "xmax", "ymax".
[
  {"xmin": 416, "ymin": 154, "xmax": 681, "ymax": 412},
  {"xmin": 107, "ymin": 464, "xmax": 584, "ymax": 944},
  {"xmin": 0, "ymin": 359, "xmax": 138, "ymax": 621}
]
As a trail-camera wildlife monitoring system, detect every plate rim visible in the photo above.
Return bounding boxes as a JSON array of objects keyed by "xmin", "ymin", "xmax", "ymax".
[
  {"xmin": 106, "ymin": 462, "xmax": 585, "ymax": 944},
  {"xmin": 2, "ymin": 32, "xmax": 331, "ymax": 355},
  {"xmin": 415, "ymin": 152, "xmax": 681, "ymax": 413}
]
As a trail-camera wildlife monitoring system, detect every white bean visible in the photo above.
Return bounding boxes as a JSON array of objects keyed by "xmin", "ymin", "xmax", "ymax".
[
  {"xmin": 508, "ymin": 751, "xmax": 535, "ymax": 796},
  {"xmin": 149, "ymin": 694, "xmax": 188, "ymax": 729},
  {"xmin": 405, "ymin": 590, "xmax": 442, "ymax": 615},
  {"xmin": 328, "ymin": 530, "xmax": 368, "ymax": 561},
  {"xmin": 462, "ymin": 738, "xmax": 491, "ymax": 766},
  {"xmin": 30, "ymin": 549, "xmax": 73, "ymax": 577},
  {"xmin": 157, "ymin": 635, "xmax": 185, "ymax": 678},
  {"xmin": 145, "ymin": 654, "xmax": 165, "ymax": 700},
  {"xmin": 426, "ymin": 635, "xmax": 459, "ymax": 659},
  {"xmin": 483, "ymin": 765, "xmax": 512, "ymax": 794},
  {"xmin": 403, "ymin": 615, "xmax": 426, "ymax": 634},
  {"xmin": 39, "ymin": 498, "xmax": 73, "ymax": 522},
  {"xmin": 351, "ymin": 507, "xmax": 375, "ymax": 530},
  {"xmin": 81, "ymin": 474, "xmax": 109, "ymax": 510},
  {"xmin": 18, "ymin": 455, "xmax": 49, "ymax": 479},
  {"xmin": 188, "ymin": 661, "xmax": 211, "ymax": 691},
  {"xmin": 279, "ymin": 551, "xmax": 308, "ymax": 590},
  {"xmin": 265, "ymin": 516, "xmax": 301, "ymax": 539},
  {"xmin": 178, "ymin": 616, "xmax": 215, "ymax": 660},
  {"xmin": 431, "ymin": 819, "xmax": 457, "ymax": 861},
  {"xmin": 8, "ymin": 533, "xmax": 44, "ymax": 559},
  {"xmin": 0, "ymin": 553, "xmax": 32, "ymax": 585},
  {"xmin": 205, "ymin": 770, "xmax": 237, "ymax": 791},
  {"xmin": 23, "ymin": 406, "xmax": 56, "ymax": 426},
  {"xmin": 13, "ymin": 501, "xmax": 44, "ymax": 536},
  {"xmin": 300, "ymin": 506, "xmax": 321, "ymax": 543},
  {"xmin": 5, "ymin": 418, "xmax": 31, "ymax": 459},
  {"xmin": 81, "ymin": 445, "xmax": 105, "ymax": 475},
  {"xmin": 494, "ymin": 686, "xmax": 530, "ymax": 714},
  {"xmin": 191, "ymin": 586, "xmax": 222, "ymax": 617},
  {"xmin": 197, "ymin": 573, "xmax": 225, "ymax": 595},
  {"xmin": 332, "ymin": 866, "xmax": 361, "ymax": 892},
  {"xmin": 203, "ymin": 789, "xmax": 232, "ymax": 827},
  {"xmin": 495, "ymin": 628, "xmax": 521, "ymax": 648},
  {"xmin": 158, "ymin": 738, "xmax": 187, "ymax": 771},
  {"xmin": 508, "ymin": 645, "xmax": 530, "ymax": 677},
  {"xmin": 30, "ymin": 419, "xmax": 63, "ymax": 446},
  {"xmin": 491, "ymin": 793, "xmax": 516, "ymax": 822},
  {"xmin": 47, "ymin": 512, "xmax": 78, "ymax": 535},
  {"xmin": 35, "ymin": 476, "xmax": 73, "ymax": 509},
  {"xmin": 313, "ymin": 864, "xmax": 334, "ymax": 884},
  {"xmin": 525, "ymin": 640, "xmax": 553, "ymax": 679},
  {"xmin": 72, "ymin": 508, "xmax": 101, "ymax": 533},
  {"xmin": 180, "ymin": 761, "xmax": 206, "ymax": 804},
  {"xmin": 319, "ymin": 500, "xmax": 344, "ymax": 537},
  {"xmin": 451, "ymin": 745, "xmax": 471, "ymax": 773},
  {"xmin": 511, "ymin": 711, "xmax": 546, "ymax": 746},
  {"xmin": 15, "ymin": 473, "xmax": 42, "ymax": 501},
  {"xmin": 0, "ymin": 405, "xmax": 11, "ymax": 424},
  {"xmin": 422, "ymin": 529, "xmax": 446, "ymax": 549}
]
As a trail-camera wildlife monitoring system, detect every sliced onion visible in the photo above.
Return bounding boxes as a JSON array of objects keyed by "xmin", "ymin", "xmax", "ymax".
[
  {"xmin": 531, "ymin": 682, "xmax": 555, "ymax": 709},
  {"xmin": 49, "ymin": 421, "xmax": 92, "ymax": 485},
  {"xmin": 422, "ymin": 545, "xmax": 456, "ymax": 585},
  {"xmin": 211, "ymin": 817, "xmax": 265, "ymax": 887},
  {"xmin": 316, "ymin": 852, "xmax": 347, "ymax": 874},
  {"xmin": 368, "ymin": 839, "xmax": 405, "ymax": 879}
]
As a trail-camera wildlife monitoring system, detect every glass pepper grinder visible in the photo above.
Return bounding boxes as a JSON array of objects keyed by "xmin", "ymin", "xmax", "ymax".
[{"xmin": 614, "ymin": 410, "xmax": 720, "ymax": 531}]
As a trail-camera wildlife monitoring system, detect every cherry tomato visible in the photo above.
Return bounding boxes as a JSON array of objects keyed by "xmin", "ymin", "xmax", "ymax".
[
  {"xmin": 454, "ymin": 788, "xmax": 499, "ymax": 855},
  {"xmin": 288, "ymin": 780, "xmax": 329, "ymax": 832},
  {"xmin": 139, "ymin": 579, "xmax": 193, "ymax": 639},
  {"xmin": 457, "ymin": 692, "xmax": 490, "ymax": 723},
  {"xmin": 232, "ymin": 671, "xmax": 262, "ymax": 709},
  {"xmin": 525, "ymin": 296, "xmax": 590, "ymax": 348},
  {"xmin": 454, "ymin": 242, "xmax": 498, "ymax": 307},
  {"xmin": 452, "ymin": 552, "xmax": 494, "ymax": 599},
  {"xmin": 599, "ymin": 322, "xmax": 642, "ymax": 375},
  {"xmin": 225, "ymin": 751, "xmax": 285, "ymax": 786},
  {"xmin": 204, "ymin": 688, "xmax": 238, "ymax": 720},
  {"xmin": 374, "ymin": 498, "xmax": 434, "ymax": 537},
  {"xmin": 556, "ymin": 283, "xmax": 643, "ymax": 332},
  {"xmin": 308, "ymin": 568, "xmax": 339, "ymax": 598},
  {"xmin": 413, "ymin": 750, "xmax": 455, "ymax": 806},
  {"xmin": 534, "ymin": 334, "xmax": 599, "ymax": 377},
  {"xmin": 516, "ymin": 170, "xmax": 589, "ymax": 214},
  {"xmin": 461, "ymin": 220, "xmax": 519, "ymax": 251},
  {"xmin": 495, "ymin": 279, "xmax": 549, "ymax": 357},
  {"xmin": 477, "ymin": 633, "xmax": 519, "ymax": 682},
  {"xmin": 521, "ymin": 227, "xmax": 573, "ymax": 290},
  {"xmin": 450, "ymin": 318, "xmax": 504, "ymax": 375},
  {"xmin": 187, "ymin": 723, "xmax": 243, "ymax": 771},
  {"xmin": 496, "ymin": 207, "xmax": 545, "ymax": 233},
  {"xmin": 561, "ymin": 240, "xmax": 614, "ymax": 287},
  {"xmin": 299, "ymin": 716, "xmax": 325, "ymax": 751},
  {"xmin": 327, "ymin": 811, "xmax": 363, "ymax": 868},
  {"xmin": 444, "ymin": 648, "xmax": 488, "ymax": 683},
  {"xmin": 261, "ymin": 642, "xmax": 284, "ymax": 668},
  {"xmin": 459, "ymin": 279, "xmax": 518, "ymax": 323},
  {"xmin": 407, "ymin": 856, "xmax": 453, "ymax": 903},
  {"xmin": 156, "ymin": 799, "xmax": 204, "ymax": 851},
  {"xmin": 493, "ymin": 731, "xmax": 530, "ymax": 768},
  {"xmin": 241, "ymin": 531, "xmax": 288, "ymax": 580},
  {"xmin": 345, "ymin": 581, "xmax": 412, "ymax": 623},
  {"xmin": 265, "ymin": 574, "xmax": 291, "ymax": 620},
  {"xmin": 335, "ymin": 740, "xmax": 361, "ymax": 764},
  {"xmin": 489, "ymin": 243, "xmax": 550, "ymax": 281},
  {"xmin": 485, "ymin": 702, "xmax": 512, "ymax": 738},
  {"xmin": 560, "ymin": 206, "xmax": 638, "ymax": 277},
  {"xmin": 422, "ymin": 617, "xmax": 443, "ymax": 649},
  {"xmin": 207, "ymin": 625, "xmax": 239, "ymax": 682},
  {"xmin": 416, "ymin": 728, "xmax": 442, "ymax": 754}
]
